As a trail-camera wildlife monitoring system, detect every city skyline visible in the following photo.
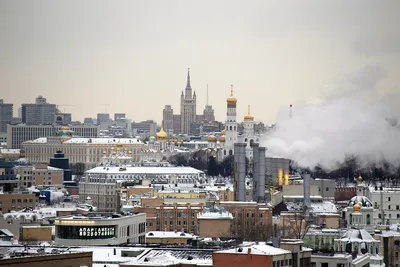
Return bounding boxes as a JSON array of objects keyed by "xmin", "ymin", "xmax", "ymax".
[{"xmin": 1, "ymin": 1, "xmax": 399, "ymax": 124}]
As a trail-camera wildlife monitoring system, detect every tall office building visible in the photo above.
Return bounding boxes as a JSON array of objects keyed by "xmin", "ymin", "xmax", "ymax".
[
  {"xmin": 21, "ymin": 95, "xmax": 56, "ymax": 125},
  {"xmin": 114, "ymin": 113, "xmax": 126, "ymax": 121},
  {"xmin": 7, "ymin": 124, "xmax": 100, "ymax": 149},
  {"xmin": 97, "ymin": 113, "xmax": 110, "ymax": 125},
  {"xmin": 131, "ymin": 120, "xmax": 157, "ymax": 136},
  {"xmin": 203, "ymin": 86, "xmax": 215, "ymax": 122},
  {"xmin": 162, "ymin": 105, "xmax": 174, "ymax": 133},
  {"xmin": 0, "ymin": 99, "xmax": 13, "ymax": 133},
  {"xmin": 180, "ymin": 69, "xmax": 197, "ymax": 134},
  {"xmin": 161, "ymin": 69, "xmax": 217, "ymax": 135}
]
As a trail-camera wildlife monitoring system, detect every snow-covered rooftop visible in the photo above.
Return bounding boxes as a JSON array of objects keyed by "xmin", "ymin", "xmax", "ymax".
[
  {"xmin": 215, "ymin": 244, "xmax": 291, "ymax": 256},
  {"xmin": 64, "ymin": 138, "xmax": 142, "ymax": 144},
  {"xmin": 336, "ymin": 229, "xmax": 378, "ymax": 243},
  {"xmin": 0, "ymin": 149, "xmax": 20, "ymax": 154},
  {"xmin": 146, "ymin": 231, "xmax": 198, "ymax": 239},
  {"xmin": 86, "ymin": 166, "xmax": 204, "ymax": 175}
]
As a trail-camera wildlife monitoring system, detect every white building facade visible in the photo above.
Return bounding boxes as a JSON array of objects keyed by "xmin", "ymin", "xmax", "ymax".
[{"xmin": 55, "ymin": 213, "xmax": 146, "ymax": 246}]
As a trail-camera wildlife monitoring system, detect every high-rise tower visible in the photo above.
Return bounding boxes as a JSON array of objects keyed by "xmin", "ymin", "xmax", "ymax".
[
  {"xmin": 203, "ymin": 85, "xmax": 215, "ymax": 122},
  {"xmin": 180, "ymin": 69, "xmax": 197, "ymax": 134},
  {"xmin": 224, "ymin": 85, "xmax": 238, "ymax": 156}
]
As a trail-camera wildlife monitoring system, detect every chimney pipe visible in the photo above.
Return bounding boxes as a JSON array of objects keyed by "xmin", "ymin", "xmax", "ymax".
[
  {"xmin": 303, "ymin": 173, "xmax": 311, "ymax": 211},
  {"xmin": 258, "ymin": 147, "xmax": 266, "ymax": 203},
  {"xmin": 234, "ymin": 143, "xmax": 246, "ymax": 201},
  {"xmin": 252, "ymin": 143, "xmax": 259, "ymax": 201},
  {"xmin": 247, "ymin": 248, "xmax": 252, "ymax": 254}
]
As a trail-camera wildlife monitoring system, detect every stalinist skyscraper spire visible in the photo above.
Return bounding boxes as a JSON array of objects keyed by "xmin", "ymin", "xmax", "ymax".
[{"xmin": 180, "ymin": 68, "xmax": 197, "ymax": 134}]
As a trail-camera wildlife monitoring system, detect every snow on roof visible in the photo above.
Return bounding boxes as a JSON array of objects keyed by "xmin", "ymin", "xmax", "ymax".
[
  {"xmin": 86, "ymin": 166, "xmax": 204, "ymax": 175},
  {"xmin": 197, "ymin": 210, "xmax": 233, "ymax": 220},
  {"xmin": 146, "ymin": 231, "xmax": 197, "ymax": 239},
  {"xmin": 336, "ymin": 229, "xmax": 378, "ymax": 243},
  {"xmin": 129, "ymin": 248, "xmax": 213, "ymax": 266},
  {"xmin": 348, "ymin": 196, "xmax": 373, "ymax": 207},
  {"xmin": 0, "ymin": 149, "xmax": 20, "ymax": 154},
  {"xmin": 24, "ymin": 137, "xmax": 47, "ymax": 143},
  {"xmin": 63, "ymin": 138, "xmax": 142, "ymax": 144},
  {"xmin": 215, "ymin": 244, "xmax": 291, "ymax": 256}
]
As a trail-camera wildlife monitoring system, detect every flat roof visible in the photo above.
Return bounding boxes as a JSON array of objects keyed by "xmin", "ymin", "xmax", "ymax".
[{"xmin": 86, "ymin": 166, "xmax": 204, "ymax": 175}]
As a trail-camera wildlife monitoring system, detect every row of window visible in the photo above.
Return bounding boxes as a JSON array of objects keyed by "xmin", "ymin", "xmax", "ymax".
[
  {"xmin": 9, "ymin": 199, "xmax": 34, "ymax": 204},
  {"xmin": 160, "ymin": 220, "xmax": 196, "ymax": 226},
  {"xmin": 272, "ymin": 259, "xmax": 292, "ymax": 267}
]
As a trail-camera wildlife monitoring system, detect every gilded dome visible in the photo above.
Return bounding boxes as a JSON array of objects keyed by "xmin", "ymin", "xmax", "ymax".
[
  {"xmin": 220, "ymin": 129, "xmax": 226, "ymax": 135},
  {"xmin": 353, "ymin": 201, "xmax": 361, "ymax": 213},
  {"xmin": 227, "ymin": 86, "xmax": 237, "ymax": 105},
  {"xmin": 357, "ymin": 174, "xmax": 362, "ymax": 185},
  {"xmin": 219, "ymin": 135, "xmax": 225, "ymax": 143},
  {"xmin": 156, "ymin": 127, "xmax": 168, "ymax": 140},
  {"xmin": 208, "ymin": 135, "xmax": 217, "ymax": 142},
  {"xmin": 244, "ymin": 105, "xmax": 254, "ymax": 121}
]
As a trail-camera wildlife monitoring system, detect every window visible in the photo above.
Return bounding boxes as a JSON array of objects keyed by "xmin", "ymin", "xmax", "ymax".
[
  {"xmin": 273, "ymin": 261, "xmax": 276, "ymax": 267},
  {"xmin": 398, "ymin": 214, "xmax": 400, "ymax": 219},
  {"xmin": 321, "ymin": 263, "xmax": 329, "ymax": 267},
  {"xmin": 389, "ymin": 205, "xmax": 391, "ymax": 210},
  {"xmin": 326, "ymin": 187, "xmax": 329, "ymax": 191},
  {"xmin": 379, "ymin": 214, "xmax": 382, "ymax": 219},
  {"xmin": 397, "ymin": 205, "xmax": 399, "ymax": 210},
  {"xmin": 259, "ymin": 213, "xmax": 263, "ymax": 218},
  {"xmin": 366, "ymin": 214, "xmax": 371, "ymax": 225}
]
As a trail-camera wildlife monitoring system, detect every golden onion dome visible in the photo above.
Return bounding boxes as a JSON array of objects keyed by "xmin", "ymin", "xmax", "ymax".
[
  {"xmin": 353, "ymin": 201, "xmax": 361, "ymax": 213},
  {"xmin": 357, "ymin": 174, "xmax": 362, "ymax": 185},
  {"xmin": 156, "ymin": 127, "xmax": 168, "ymax": 140},
  {"xmin": 180, "ymin": 139, "xmax": 184, "ymax": 144},
  {"xmin": 244, "ymin": 105, "xmax": 254, "ymax": 121},
  {"xmin": 174, "ymin": 139, "xmax": 178, "ymax": 144},
  {"xmin": 219, "ymin": 135, "xmax": 225, "ymax": 143},
  {"xmin": 103, "ymin": 151, "xmax": 107, "ymax": 155},
  {"xmin": 60, "ymin": 126, "xmax": 69, "ymax": 131},
  {"xmin": 221, "ymin": 129, "xmax": 226, "ymax": 135},
  {"xmin": 226, "ymin": 86, "xmax": 237, "ymax": 105},
  {"xmin": 208, "ymin": 135, "xmax": 217, "ymax": 142},
  {"xmin": 128, "ymin": 151, "xmax": 132, "ymax": 154}
]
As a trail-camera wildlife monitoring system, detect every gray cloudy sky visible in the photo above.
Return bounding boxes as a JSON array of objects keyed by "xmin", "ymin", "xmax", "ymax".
[{"xmin": 1, "ymin": 1, "xmax": 399, "ymax": 124}]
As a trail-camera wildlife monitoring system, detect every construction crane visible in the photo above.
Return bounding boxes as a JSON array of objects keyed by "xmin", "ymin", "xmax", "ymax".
[
  {"xmin": 56, "ymin": 105, "xmax": 75, "ymax": 114},
  {"xmin": 100, "ymin": 104, "xmax": 110, "ymax": 113}
]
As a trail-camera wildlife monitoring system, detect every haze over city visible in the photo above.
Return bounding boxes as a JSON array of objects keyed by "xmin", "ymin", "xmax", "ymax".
[{"xmin": 2, "ymin": 0, "xmax": 400, "ymax": 124}]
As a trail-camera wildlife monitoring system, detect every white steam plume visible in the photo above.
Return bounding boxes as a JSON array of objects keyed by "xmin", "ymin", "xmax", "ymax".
[{"xmin": 262, "ymin": 65, "xmax": 400, "ymax": 170}]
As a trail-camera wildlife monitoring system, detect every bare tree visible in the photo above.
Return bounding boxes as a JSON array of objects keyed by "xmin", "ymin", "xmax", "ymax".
[{"xmin": 281, "ymin": 211, "xmax": 313, "ymax": 239}]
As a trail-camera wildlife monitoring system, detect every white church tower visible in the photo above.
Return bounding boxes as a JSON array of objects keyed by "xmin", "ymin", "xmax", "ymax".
[{"xmin": 224, "ymin": 85, "xmax": 238, "ymax": 156}]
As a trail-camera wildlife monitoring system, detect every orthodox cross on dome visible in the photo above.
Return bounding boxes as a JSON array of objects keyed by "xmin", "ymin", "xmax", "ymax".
[
  {"xmin": 248, "ymin": 105, "xmax": 251, "ymax": 115},
  {"xmin": 230, "ymin": 85, "xmax": 234, "ymax": 96}
]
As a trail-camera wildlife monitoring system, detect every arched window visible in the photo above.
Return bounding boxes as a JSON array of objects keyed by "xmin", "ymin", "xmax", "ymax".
[
  {"xmin": 349, "ymin": 214, "xmax": 353, "ymax": 224},
  {"xmin": 224, "ymin": 150, "xmax": 226, "ymax": 156},
  {"xmin": 230, "ymin": 126, "xmax": 232, "ymax": 130},
  {"xmin": 229, "ymin": 150, "xmax": 233, "ymax": 156},
  {"xmin": 366, "ymin": 214, "xmax": 371, "ymax": 225}
]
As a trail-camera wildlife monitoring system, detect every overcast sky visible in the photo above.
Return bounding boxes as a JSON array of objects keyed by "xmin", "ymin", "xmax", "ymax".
[{"xmin": 1, "ymin": 1, "xmax": 399, "ymax": 124}]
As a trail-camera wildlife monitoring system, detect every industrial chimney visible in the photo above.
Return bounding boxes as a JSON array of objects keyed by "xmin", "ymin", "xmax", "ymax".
[
  {"xmin": 234, "ymin": 143, "xmax": 246, "ymax": 201},
  {"xmin": 258, "ymin": 147, "xmax": 266, "ymax": 203},
  {"xmin": 303, "ymin": 173, "xmax": 311, "ymax": 212},
  {"xmin": 251, "ymin": 143, "xmax": 259, "ymax": 200}
]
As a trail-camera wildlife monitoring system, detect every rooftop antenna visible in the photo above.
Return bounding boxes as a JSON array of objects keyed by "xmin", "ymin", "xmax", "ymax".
[
  {"xmin": 289, "ymin": 104, "xmax": 293, "ymax": 119},
  {"xmin": 206, "ymin": 84, "xmax": 209, "ymax": 106}
]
